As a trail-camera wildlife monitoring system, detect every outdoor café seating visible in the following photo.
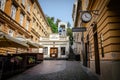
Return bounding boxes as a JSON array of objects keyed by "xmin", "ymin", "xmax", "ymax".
[{"xmin": 0, "ymin": 31, "xmax": 43, "ymax": 80}]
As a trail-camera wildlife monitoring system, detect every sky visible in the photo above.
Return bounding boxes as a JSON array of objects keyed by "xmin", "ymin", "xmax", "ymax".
[{"xmin": 38, "ymin": 0, "xmax": 75, "ymax": 26}]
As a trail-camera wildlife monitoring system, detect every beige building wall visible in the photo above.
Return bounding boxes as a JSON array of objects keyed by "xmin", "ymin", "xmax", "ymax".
[
  {"xmin": 73, "ymin": 0, "xmax": 120, "ymax": 79},
  {"xmin": 0, "ymin": 0, "xmax": 52, "ymax": 54}
]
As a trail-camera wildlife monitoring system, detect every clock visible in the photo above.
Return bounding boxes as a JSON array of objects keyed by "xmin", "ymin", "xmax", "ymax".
[{"xmin": 81, "ymin": 11, "xmax": 92, "ymax": 23}]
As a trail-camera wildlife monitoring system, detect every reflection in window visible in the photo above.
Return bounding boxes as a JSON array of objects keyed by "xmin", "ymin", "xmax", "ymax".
[
  {"xmin": 0, "ymin": 0, "xmax": 6, "ymax": 11},
  {"xmin": 11, "ymin": 5, "xmax": 16, "ymax": 20},
  {"xmin": 27, "ymin": 3, "xmax": 30, "ymax": 13},
  {"xmin": 43, "ymin": 47, "xmax": 48, "ymax": 55},
  {"xmin": 19, "ymin": 13, "xmax": 24, "ymax": 26},
  {"xmin": 26, "ymin": 20, "xmax": 30, "ymax": 30}
]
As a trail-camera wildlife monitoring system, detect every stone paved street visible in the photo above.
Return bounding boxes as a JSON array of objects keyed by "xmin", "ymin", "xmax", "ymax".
[{"xmin": 7, "ymin": 60, "xmax": 99, "ymax": 80}]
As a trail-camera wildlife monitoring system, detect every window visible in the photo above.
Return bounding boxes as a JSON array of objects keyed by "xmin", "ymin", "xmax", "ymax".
[
  {"xmin": 19, "ymin": 13, "xmax": 24, "ymax": 26},
  {"xmin": 61, "ymin": 47, "xmax": 65, "ymax": 55},
  {"xmin": 43, "ymin": 47, "xmax": 48, "ymax": 55},
  {"xmin": 0, "ymin": 22, "xmax": 3, "ymax": 30},
  {"xmin": 85, "ymin": 0, "xmax": 89, "ymax": 9},
  {"xmin": 11, "ymin": 5, "xmax": 16, "ymax": 20},
  {"xmin": 27, "ymin": 3, "xmax": 30, "ymax": 13},
  {"xmin": 32, "ymin": 18, "xmax": 35, "ymax": 28},
  {"xmin": 8, "ymin": 29, "xmax": 14, "ymax": 37},
  {"xmin": 100, "ymin": 34, "xmax": 104, "ymax": 57},
  {"xmin": 26, "ymin": 20, "xmax": 29, "ymax": 30},
  {"xmin": 0, "ymin": 0, "xmax": 6, "ymax": 11},
  {"xmin": 22, "ymin": 0, "xmax": 25, "ymax": 6}
]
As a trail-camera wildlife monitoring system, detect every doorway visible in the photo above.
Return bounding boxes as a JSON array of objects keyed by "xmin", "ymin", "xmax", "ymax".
[
  {"xmin": 50, "ymin": 47, "xmax": 58, "ymax": 58},
  {"xmin": 93, "ymin": 23, "xmax": 100, "ymax": 74}
]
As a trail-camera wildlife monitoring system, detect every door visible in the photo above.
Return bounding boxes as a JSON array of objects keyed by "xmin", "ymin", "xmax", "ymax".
[
  {"xmin": 93, "ymin": 23, "xmax": 100, "ymax": 75},
  {"xmin": 50, "ymin": 47, "xmax": 58, "ymax": 58}
]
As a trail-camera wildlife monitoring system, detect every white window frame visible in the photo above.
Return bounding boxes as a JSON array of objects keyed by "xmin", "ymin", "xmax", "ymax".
[
  {"xmin": 43, "ymin": 47, "xmax": 48, "ymax": 55},
  {"xmin": 26, "ymin": 20, "xmax": 29, "ymax": 30},
  {"xmin": 0, "ymin": 22, "xmax": 3, "ymax": 30},
  {"xmin": 27, "ymin": 3, "xmax": 30, "ymax": 13},
  {"xmin": 11, "ymin": 5, "xmax": 16, "ymax": 20},
  {"xmin": 19, "ymin": 13, "xmax": 24, "ymax": 26},
  {"xmin": 0, "ymin": 0, "xmax": 6, "ymax": 11},
  {"xmin": 8, "ymin": 29, "xmax": 14, "ymax": 37},
  {"xmin": 22, "ymin": 0, "xmax": 25, "ymax": 6}
]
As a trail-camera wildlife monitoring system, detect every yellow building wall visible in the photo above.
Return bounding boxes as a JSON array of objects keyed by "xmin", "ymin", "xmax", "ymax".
[
  {"xmin": 83, "ymin": 0, "xmax": 120, "ymax": 60},
  {"xmin": 0, "ymin": 0, "xmax": 52, "ymax": 55}
]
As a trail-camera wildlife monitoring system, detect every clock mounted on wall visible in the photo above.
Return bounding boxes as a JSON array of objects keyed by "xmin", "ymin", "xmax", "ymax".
[{"xmin": 81, "ymin": 11, "xmax": 92, "ymax": 23}]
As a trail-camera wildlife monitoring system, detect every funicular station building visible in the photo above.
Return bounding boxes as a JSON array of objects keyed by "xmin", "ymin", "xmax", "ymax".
[{"xmin": 40, "ymin": 22, "xmax": 69, "ymax": 59}]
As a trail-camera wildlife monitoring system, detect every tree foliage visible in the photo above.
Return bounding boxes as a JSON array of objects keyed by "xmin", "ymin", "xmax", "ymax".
[
  {"xmin": 56, "ymin": 19, "xmax": 61, "ymax": 26},
  {"xmin": 67, "ymin": 28, "xmax": 73, "ymax": 45},
  {"xmin": 46, "ymin": 16, "xmax": 58, "ymax": 33},
  {"xmin": 67, "ymin": 22, "xmax": 71, "ymax": 28}
]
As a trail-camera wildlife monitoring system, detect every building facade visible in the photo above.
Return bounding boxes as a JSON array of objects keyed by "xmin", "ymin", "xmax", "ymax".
[
  {"xmin": 39, "ymin": 34, "xmax": 69, "ymax": 59},
  {"xmin": 72, "ymin": 0, "xmax": 83, "ymax": 60},
  {"xmin": 72, "ymin": 0, "xmax": 120, "ymax": 80},
  {"xmin": 0, "ymin": 0, "xmax": 51, "ymax": 54}
]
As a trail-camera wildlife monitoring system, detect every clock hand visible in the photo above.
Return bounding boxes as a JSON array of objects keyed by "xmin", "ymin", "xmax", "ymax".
[{"xmin": 85, "ymin": 14, "xmax": 89, "ymax": 18}]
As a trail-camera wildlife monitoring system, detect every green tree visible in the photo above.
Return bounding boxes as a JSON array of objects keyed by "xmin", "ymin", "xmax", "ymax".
[
  {"xmin": 51, "ymin": 17, "xmax": 55, "ymax": 22},
  {"xmin": 46, "ymin": 16, "xmax": 58, "ymax": 33},
  {"xmin": 67, "ymin": 22, "xmax": 71, "ymax": 28},
  {"xmin": 56, "ymin": 19, "xmax": 61, "ymax": 26},
  {"xmin": 67, "ymin": 28, "xmax": 73, "ymax": 45}
]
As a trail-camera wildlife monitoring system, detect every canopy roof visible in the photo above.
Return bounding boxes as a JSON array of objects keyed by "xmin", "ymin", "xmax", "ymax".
[
  {"xmin": 0, "ymin": 32, "xmax": 29, "ymax": 48},
  {"xmin": 33, "ymin": 43, "xmax": 44, "ymax": 48},
  {"xmin": 16, "ymin": 37, "xmax": 43, "ymax": 48}
]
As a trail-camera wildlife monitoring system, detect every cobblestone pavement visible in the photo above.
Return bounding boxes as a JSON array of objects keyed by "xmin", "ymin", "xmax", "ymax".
[{"xmin": 7, "ymin": 60, "xmax": 99, "ymax": 80}]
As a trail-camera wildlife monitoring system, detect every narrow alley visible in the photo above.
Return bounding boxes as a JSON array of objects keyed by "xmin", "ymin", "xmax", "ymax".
[
  {"xmin": 0, "ymin": 0, "xmax": 120, "ymax": 80},
  {"xmin": 7, "ymin": 60, "xmax": 99, "ymax": 80}
]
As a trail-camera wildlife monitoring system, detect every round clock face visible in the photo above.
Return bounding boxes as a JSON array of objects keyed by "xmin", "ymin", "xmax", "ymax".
[{"xmin": 81, "ymin": 12, "xmax": 92, "ymax": 23}]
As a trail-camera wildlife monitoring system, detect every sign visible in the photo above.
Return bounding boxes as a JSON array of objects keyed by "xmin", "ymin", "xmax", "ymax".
[{"xmin": 72, "ymin": 27, "xmax": 86, "ymax": 32}]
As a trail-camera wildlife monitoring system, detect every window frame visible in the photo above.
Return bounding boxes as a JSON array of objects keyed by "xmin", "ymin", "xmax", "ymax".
[
  {"xmin": 0, "ymin": 0, "xmax": 6, "ymax": 11},
  {"xmin": 19, "ymin": 13, "xmax": 24, "ymax": 26},
  {"xmin": 43, "ymin": 47, "xmax": 48, "ymax": 55},
  {"xmin": 10, "ymin": 5, "xmax": 17, "ymax": 20},
  {"xmin": 27, "ymin": 3, "xmax": 30, "ymax": 13},
  {"xmin": 8, "ymin": 29, "xmax": 14, "ymax": 37},
  {"xmin": 0, "ymin": 22, "xmax": 3, "ymax": 30},
  {"xmin": 21, "ymin": 0, "xmax": 25, "ymax": 6},
  {"xmin": 26, "ymin": 20, "xmax": 30, "ymax": 30}
]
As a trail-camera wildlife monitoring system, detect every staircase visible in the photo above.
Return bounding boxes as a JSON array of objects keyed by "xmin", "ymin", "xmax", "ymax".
[{"xmin": 68, "ymin": 47, "xmax": 76, "ymax": 60}]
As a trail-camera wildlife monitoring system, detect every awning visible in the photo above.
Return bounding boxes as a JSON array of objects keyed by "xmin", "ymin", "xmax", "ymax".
[
  {"xmin": 0, "ymin": 32, "xmax": 29, "ymax": 48},
  {"xmin": 33, "ymin": 43, "xmax": 44, "ymax": 48},
  {"xmin": 16, "ymin": 37, "xmax": 39, "ymax": 48},
  {"xmin": 27, "ymin": 41, "xmax": 39, "ymax": 48}
]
